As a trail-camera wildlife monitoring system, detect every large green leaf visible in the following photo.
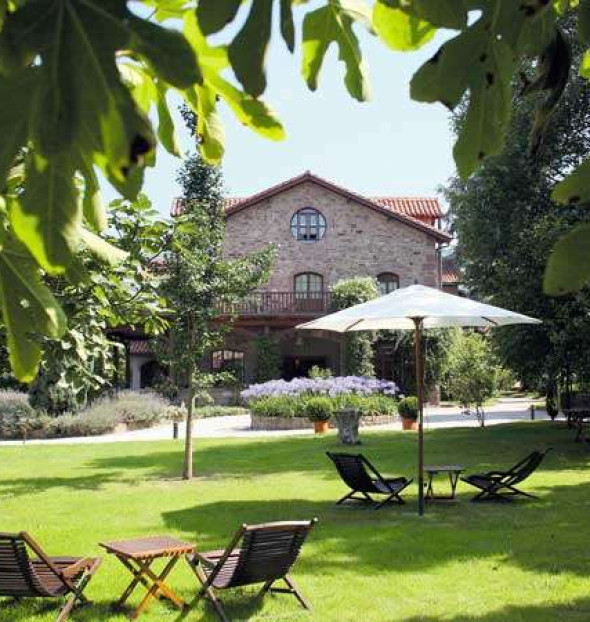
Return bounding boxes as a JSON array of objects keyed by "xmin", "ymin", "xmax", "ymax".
[
  {"xmin": 196, "ymin": 0, "xmax": 242, "ymax": 35},
  {"xmin": 188, "ymin": 84, "xmax": 225, "ymax": 164},
  {"xmin": 454, "ymin": 38, "xmax": 514, "ymax": 178},
  {"xmin": 121, "ymin": 63, "xmax": 181, "ymax": 157},
  {"xmin": 544, "ymin": 223, "xmax": 590, "ymax": 295},
  {"xmin": 522, "ymin": 28, "xmax": 571, "ymax": 154},
  {"xmin": 0, "ymin": 68, "xmax": 35, "ymax": 188},
  {"xmin": 0, "ymin": 3, "xmax": 43, "ymax": 76},
  {"xmin": 155, "ymin": 82, "xmax": 181, "ymax": 157},
  {"xmin": 78, "ymin": 153, "xmax": 106, "ymax": 231},
  {"xmin": 12, "ymin": 154, "xmax": 81, "ymax": 273},
  {"xmin": 143, "ymin": 0, "xmax": 189, "ymax": 22},
  {"xmin": 552, "ymin": 157, "xmax": 590, "ymax": 204},
  {"xmin": 80, "ymin": 228, "xmax": 128, "ymax": 265},
  {"xmin": 213, "ymin": 76, "xmax": 286, "ymax": 141},
  {"xmin": 0, "ymin": 228, "xmax": 66, "ymax": 381},
  {"xmin": 228, "ymin": 0, "xmax": 273, "ymax": 98},
  {"xmin": 184, "ymin": 12, "xmax": 284, "ymax": 163},
  {"xmin": 581, "ymin": 49, "xmax": 590, "ymax": 78},
  {"xmin": 0, "ymin": 0, "xmax": 7, "ymax": 32},
  {"xmin": 410, "ymin": 25, "xmax": 483, "ymax": 109},
  {"xmin": 378, "ymin": 0, "xmax": 468, "ymax": 30},
  {"xmin": 553, "ymin": 0, "xmax": 579, "ymax": 14},
  {"xmin": 68, "ymin": 1, "xmax": 157, "ymax": 189},
  {"xmin": 302, "ymin": 0, "xmax": 373, "ymax": 101},
  {"xmin": 579, "ymin": 0, "xmax": 590, "ymax": 43},
  {"xmin": 373, "ymin": 1, "xmax": 435, "ymax": 52},
  {"xmin": 412, "ymin": 19, "xmax": 514, "ymax": 178},
  {"xmin": 280, "ymin": 0, "xmax": 295, "ymax": 51},
  {"xmin": 126, "ymin": 15, "xmax": 202, "ymax": 89}
]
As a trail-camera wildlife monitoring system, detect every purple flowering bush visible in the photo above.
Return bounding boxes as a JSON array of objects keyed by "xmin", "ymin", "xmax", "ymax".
[
  {"xmin": 243, "ymin": 377, "xmax": 400, "ymax": 419},
  {"xmin": 241, "ymin": 376, "xmax": 399, "ymax": 401}
]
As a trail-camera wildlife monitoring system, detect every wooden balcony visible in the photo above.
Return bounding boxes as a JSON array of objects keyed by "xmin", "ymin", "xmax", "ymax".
[{"xmin": 217, "ymin": 291, "xmax": 332, "ymax": 317}]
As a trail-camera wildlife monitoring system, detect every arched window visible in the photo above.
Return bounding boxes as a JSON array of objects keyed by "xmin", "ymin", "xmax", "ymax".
[
  {"xmin": 290, "ymin": 208, "xmax": 326, "ymax": 241},
  {"xmin": 377, "ymin": 272, "xmax": 399, "ymax": 296},
  {"xmin": 211, "ymin": 350, "xmax": 245, "ymax": 381},
  {"xmin": 294, "ymin": 273, "xmax": 324, "ymax": 311},
  {"xmin": 294, "ymin": 272, "xmax": 324, "ymax": 298}
]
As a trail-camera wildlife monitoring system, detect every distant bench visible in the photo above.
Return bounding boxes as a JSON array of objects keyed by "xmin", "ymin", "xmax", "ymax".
[{"xmin": 562, "ymin": 392, "xmax": 590, "ymax": 443}]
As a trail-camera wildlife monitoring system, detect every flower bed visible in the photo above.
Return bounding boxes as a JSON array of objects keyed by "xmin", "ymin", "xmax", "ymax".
[
  {"xmin": 241, "ymin": 376, "xmax": 400, "ymax": 430},
  {"xmin": 241, "ymin": 376, "xmax": 399, "ymax": 400}
]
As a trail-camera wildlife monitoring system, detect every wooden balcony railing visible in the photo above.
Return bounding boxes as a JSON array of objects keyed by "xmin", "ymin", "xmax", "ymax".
[{"xmin": 217, "ymin": 291, "xmax": 332, "ymax": 317}]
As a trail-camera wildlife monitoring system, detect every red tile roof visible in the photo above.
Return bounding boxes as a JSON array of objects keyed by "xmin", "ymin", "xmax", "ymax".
[
  {"xmin": 442, "ymin": 270, "xmax": 460, "ymax": 284},
  {"xmin": 371, "ymin": 197, "xmax": 442, "ymax": 219},
  {"xmin": 171, "ymin": 171, "xmax": 450, "ymax": 242},
  {"xmin": 171, "ymin": 196, "xmax": 247, "ymax": 217},
  {"xmin": 129, "ymin": 340, "xmax": 153, "ymax": 355},
  {"xmin": 442, "ymin": 256, "xmax": 461, "ymax": 284}
]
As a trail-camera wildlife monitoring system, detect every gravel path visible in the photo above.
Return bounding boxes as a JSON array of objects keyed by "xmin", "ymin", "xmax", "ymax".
[{"xmin": 0, "ymin": 400, "xmax": 550, "ymax": 447}]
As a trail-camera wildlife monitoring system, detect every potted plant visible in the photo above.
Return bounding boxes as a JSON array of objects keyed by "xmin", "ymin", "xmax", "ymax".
[
  {"xmin": 306, "ymin": 397, "xmax": 334, "ymax": 433},
  {"xmin": 398, "ymin": 396, "xmax": 418, "ymax": 431}
]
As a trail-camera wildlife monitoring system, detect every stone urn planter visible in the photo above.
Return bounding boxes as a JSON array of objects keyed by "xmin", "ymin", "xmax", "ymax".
[{"xmin": 334, "ymin": 408, "xmax": 362, "ymax": 445}]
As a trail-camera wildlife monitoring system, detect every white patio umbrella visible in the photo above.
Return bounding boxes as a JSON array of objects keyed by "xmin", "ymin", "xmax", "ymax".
[{"xmin": 297, "ymin": 284, "xmax": 541, "ymax": 515}]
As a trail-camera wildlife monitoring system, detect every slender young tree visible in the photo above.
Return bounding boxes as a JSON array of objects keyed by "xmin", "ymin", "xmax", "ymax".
[{"xmin": 159, "ymin": 121, "xmax": 274, "ymax": 479}]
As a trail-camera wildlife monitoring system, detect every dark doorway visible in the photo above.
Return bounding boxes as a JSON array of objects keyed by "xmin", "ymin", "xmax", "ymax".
[
  {"xmin": 282, "ymin": 356, "xmax": 327, "ymax": 380},
  {"xmin": 374, "ymin": 340, "xmax": 414, "ymax": 393},
  {"xmin": 140, "ymin": 360, "xmax": 166, "ymax": 388}
]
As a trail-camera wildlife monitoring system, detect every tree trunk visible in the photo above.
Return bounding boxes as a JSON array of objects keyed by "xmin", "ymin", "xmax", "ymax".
[{"xmin": 183, "ymin": 369, "xmax": 194, "ymax": 479}]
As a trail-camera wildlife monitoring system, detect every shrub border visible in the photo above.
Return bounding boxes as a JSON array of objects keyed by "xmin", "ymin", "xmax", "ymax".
[{"xmin": 250, "ymin": 414, "xmax": 396, "ymax": 431}]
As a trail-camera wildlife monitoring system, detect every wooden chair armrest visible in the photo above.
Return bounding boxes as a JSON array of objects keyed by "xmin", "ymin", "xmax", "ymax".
[
  {"xmin": 194, "ymin": 549, "xmax": 239, "ymax": 567},
  {"xmin": 59, "ymin": 557, "xmax": 95, "ymax": 579}
]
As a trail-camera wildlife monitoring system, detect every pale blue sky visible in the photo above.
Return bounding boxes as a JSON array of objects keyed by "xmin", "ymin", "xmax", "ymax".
[{"xmin": 104, "ymin": 18, "xmax": 456, "ymax": 217}]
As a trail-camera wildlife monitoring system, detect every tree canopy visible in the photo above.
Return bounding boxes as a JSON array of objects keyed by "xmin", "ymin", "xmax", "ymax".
[
  {"xmin": 1, "ymin": 0, "xmax": 590, "ymax": 382},
  {"xmin": 445, "ymin": 34, "xmax": 590, "ymax": 394}
]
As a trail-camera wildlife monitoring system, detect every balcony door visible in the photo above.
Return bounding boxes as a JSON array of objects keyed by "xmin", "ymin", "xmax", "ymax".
[{"xmin": 294, "ymin": 272, "xmax": 324, "ymax": 312}]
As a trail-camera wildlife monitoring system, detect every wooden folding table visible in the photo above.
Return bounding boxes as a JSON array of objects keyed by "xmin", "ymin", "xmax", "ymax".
[
  {"xmin": 100, "ymin": 535, "xmax": 195, "ymax": 619},
  {"xmin": 424, "ymin": 465, "xmax": 464, "ymax": 502}
]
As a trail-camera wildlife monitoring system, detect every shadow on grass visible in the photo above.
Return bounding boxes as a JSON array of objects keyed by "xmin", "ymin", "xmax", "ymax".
[
  {"xmin": 87, "ymin": 421, "xmax": 588, "ymax": 478},
  {"xmin": 0, "ymin": 590, "xmax": 297, "ymax": 622},
  {"xmin": 0, "ymin": 472, "xmax": 122, "ymax": 498},
  {"xmin": 401, "ymin": 597, "xmax": 590, "ymax": 622},
  {"xmin": 161, "ymin": 469, "xmax": 590, "ymax": 579},
  {"xmin": 0, "ymin": 422, "xmax": 587, "ymax": 499}
]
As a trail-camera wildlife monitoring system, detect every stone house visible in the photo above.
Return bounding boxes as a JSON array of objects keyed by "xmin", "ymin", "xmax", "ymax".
[{"xmin": 126, "ymin": 171, "xmax": 454, "ymax": 389}]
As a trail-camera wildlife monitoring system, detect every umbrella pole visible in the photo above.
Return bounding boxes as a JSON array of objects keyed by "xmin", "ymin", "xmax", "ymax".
[{"xmin": 413, "ymin": 317, "xmax": 425, "ymax": 516}]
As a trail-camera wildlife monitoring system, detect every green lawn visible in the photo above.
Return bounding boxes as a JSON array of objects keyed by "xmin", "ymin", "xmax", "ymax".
[{"xmin": 1, "ymin": 422, "xmax": 590, "ymax": 621}]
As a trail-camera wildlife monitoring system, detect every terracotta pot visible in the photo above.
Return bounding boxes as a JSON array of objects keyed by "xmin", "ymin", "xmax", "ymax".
[
  {"xmin": 313, "ymin": 421, "xmax": 330, "ymax": 434},
  {"xmin": 401, "ymin": 418, "xmax": 417, "ymax": 431}
]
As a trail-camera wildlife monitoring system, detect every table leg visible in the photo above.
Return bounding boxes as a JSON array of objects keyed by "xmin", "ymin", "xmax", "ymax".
[
  {"xmin": 131, "ymin": 557, "xmax": 184, "ymax": 619},
  {"xmin": 141, "ymin": 559, "xmax": 186, "ymax": 608},
  {"xmin": 449, "ymin": 471, "xmax": 460, "ymax": 499},
  {"xmin": 117, "ymin": 558, "xmax": 156, "ymax": 607},
  {"xmin": 425, "ymin": 473, "xmax": 434, "ymax": 501}
]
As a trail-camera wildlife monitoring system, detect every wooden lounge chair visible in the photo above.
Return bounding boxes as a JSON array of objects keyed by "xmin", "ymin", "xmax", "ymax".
[
  {"xmin": 188, "ymin": 519, "xmax": 317, "ymax": 622},
  {"xmin": 461, "ymin": 449, "xmax": 551, "ymax": 501},
  {"xmin": 0, "ymin": 532, "xmax": 101, "ymax": 622},
  {"xmin": 326, "ymin": 452, "xmax": 412, "ymax": 509}
]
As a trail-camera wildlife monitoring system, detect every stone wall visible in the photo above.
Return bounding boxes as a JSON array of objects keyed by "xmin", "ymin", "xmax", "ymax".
[{"xmin": 224, "ymin": 180, "xmax": 439, "ymax": 290}]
